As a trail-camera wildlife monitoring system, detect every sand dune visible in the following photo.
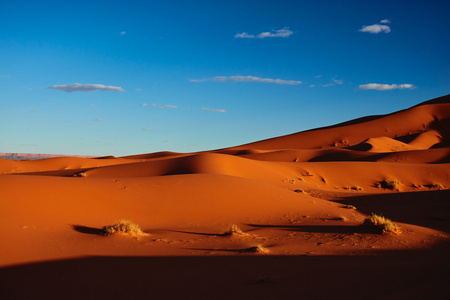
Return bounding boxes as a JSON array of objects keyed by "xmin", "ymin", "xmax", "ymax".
[{"xmin": 1, "ymin": 94, "xmax": 449, "ymax": 299}]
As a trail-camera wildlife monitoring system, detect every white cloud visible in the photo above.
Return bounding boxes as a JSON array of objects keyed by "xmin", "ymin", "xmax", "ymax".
[
  {"xmin": 152, "ymin": 104, "xmax": 178, "ymax": 109},
  {"xmin": 235, "ymin": 28, "xmax": 293, "ymax": 39},
  {"xmin": 140, "ymin": 103, "xmax": 149, "ymax": 106},
  {"xmin": 380, "ymin": 19, "xmax": 390, "ymax": 24},
  {"xmin": 257, "ymin": 28, "xmax": 293, "ymax": 38},
  {"xmin": 201, "ymin": 107, "xmax": 226, "ymax": 113},
  {"xmin": 48, "ymin": 83, "xmax": 125, "ymax": 92},
  {"xmin": 191, "ymin": 75, "xmax": 301, "ymax": 85},
  {"xmin": 357, "ymin": 83, "xmax": 416, "ymax": 91},
  {"xmin": 120, "ymin": 31, "xmax": 126, "ymax": 36},
  {"xmin": 234, "ymin": 32, "xmax": 255, "ymax": 38},
  {"xmin": 135, "ymin": 88, "xmax": 142, "ymax": 91},
  {"xmin": 333, "ymin": 79, "xmax": 343, "ymax": 84},
  {"xmin": 359, "ymin": 24, "xmax": 391, "ymax": 34}
]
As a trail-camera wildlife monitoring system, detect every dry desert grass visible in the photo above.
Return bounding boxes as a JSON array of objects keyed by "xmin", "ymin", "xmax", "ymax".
[
  {"xmin": 363, "ymin": 213, "xmax": 398, "ymax": 234},
  {"xmin": 101, "ymin": 220, "xmax": 147, "ymax": 237}
]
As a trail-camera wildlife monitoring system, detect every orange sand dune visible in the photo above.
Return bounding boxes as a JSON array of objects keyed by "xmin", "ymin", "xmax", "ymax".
[{"xmin": 1, "ymin": 95, "xmax": 449, "ymax": 299}]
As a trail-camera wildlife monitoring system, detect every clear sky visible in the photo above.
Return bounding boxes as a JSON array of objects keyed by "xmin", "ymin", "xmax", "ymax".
[{"xmin": 1, "ymin": 0, "xmax": 449, "ymax": 156}]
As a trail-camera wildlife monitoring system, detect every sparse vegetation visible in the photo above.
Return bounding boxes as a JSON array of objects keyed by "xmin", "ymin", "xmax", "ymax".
[
  {"xmin": 293, "ymin": 189, "xmax": 304, "ymax": 193},
  {"xmin": 363, "ymin": 213, "xmax": 398, "ymax": 234},
  {"xmin": 343, "ymin": 186, "xmax": 363, "ymax": 191},
  {"xmin": 343, "ymin": 205, "xmax": 356, "ymax": 209},
  {"xmin": 426, "ymin": 183, "xmax": 444, "ymax": 189},
  {"xmin": 101, "ymin": 220, "xmax": 147, "ymax": 237},
  {"xmin": 241, "ymin": 245, "xmax": 269, "ymax": 253},
  {"xmin": 223, "ymin": 224, "xmax": 248, "ymax": 237},
  {"xmin": 73, "ymin": 171, "xmax": 86, "ymax": 177},
  {"xmin": 377, "ymin": 179, "xmax": 401, "ymax": 190}
]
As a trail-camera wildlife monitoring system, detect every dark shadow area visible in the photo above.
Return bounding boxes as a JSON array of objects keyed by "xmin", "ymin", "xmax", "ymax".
[
  {"xmin": 71, "ymin": 225, "xmax": 105, "ymax": 236},
  {"xmin": 9, "ymin": 168, "xmax": 89, "ymax": 177},
  {"xmin": 186, "ymin": 245, "xmax": 272, "ymax": 253},
  {"xmin": 246, "ymin": 224, "xmax": 379, "ymax": 234},
  {"xmin": 334, "ymin": 190, "xmax": 450, "ymax": 233},
  {"xmin": 1, "ymin": 243, "xmax": 449, "ymax": 300},
  {"xmin": 168, "ymin": 229, "xmax": 223, "ymax": 237}
]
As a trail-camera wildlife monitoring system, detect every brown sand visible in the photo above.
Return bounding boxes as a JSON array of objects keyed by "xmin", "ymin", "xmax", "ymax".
[{"xmin": 1, "ymin": 95, "xmax": 449, "ymax": 299}]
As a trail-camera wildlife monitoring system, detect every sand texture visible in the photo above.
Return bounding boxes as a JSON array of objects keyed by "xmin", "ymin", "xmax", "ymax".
[{"xmin": 1, "ymin": 95, "xmax": 450, "ymax": 299}]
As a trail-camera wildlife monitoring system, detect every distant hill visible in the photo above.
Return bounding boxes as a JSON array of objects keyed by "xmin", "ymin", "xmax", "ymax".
[{"xmin": 0, "ymin": 153, "xmax": 97, "ymax": 160}]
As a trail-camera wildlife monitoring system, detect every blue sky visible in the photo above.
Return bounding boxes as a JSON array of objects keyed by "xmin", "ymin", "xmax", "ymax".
[{"xmin": 1, "ymin": 0, "xmax": 449, "ymax": 156}]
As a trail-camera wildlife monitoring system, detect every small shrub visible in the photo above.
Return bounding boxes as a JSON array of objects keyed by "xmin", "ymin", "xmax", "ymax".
[
  {"xmin": 427, "ymin": 183, "xmax": 444, "ymax": 189},
  {"xmin": 242, "ymin": 245, "xmax": 269, "ymax": 253},
  {"xmin": 224, "ymin": 224, "xmax": 248, "ymax": 237},
  {"xmin": 73, "ymin": 171, "xmax": 86, "ymax": 177},
  {"xmin": 377, "ymin": 180, "xmax": 401, "ymax": 190},
  {"xmin": 363, "ymin": 213, "xmax": 398, "ymax": 233},
  {"xmin": 343, "ymin": 205, "xmax": 356, "ymax": 210},
  {"xmin": 101, "ymin": 220, "xmax": 147, "ymax": 237}
]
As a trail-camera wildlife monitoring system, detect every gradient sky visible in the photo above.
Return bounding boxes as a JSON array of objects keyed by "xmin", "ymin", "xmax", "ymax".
[{"xmin": 1, "ymin": 0, "xmax": 449, "ymax": 156}]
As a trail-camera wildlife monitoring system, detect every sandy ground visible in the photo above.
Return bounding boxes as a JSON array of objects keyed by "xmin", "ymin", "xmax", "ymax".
[{"xmin": 1, "ymin": 94, "xmax": 449, "ymax": 299}]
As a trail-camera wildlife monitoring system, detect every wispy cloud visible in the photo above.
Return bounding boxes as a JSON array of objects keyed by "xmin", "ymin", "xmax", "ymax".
[
  {"xmin": 201, "ymin": 107, "xmax": 226, "ymax": 113},
  {"xmin": 94, "ymin": 118, "xmax": 105, "ymax": 121},
  {"xmin": 135, "ymin": 88, "xmax": 142, "ymax": 91},
  {"xmin": 152, "ymin": 104, "xmax": 178, "ymax": 109},
  {"xmin": 235, "ymin": 28, "xmax": 293, "ymax": 39},
  {"xmin": 234, "ymin": 32, "xmax": 255, "ymax": 38},
  {"xmin": 142, "ymin": 128, "xmax": 152, "ymax": 131},
  {"xmin": 357, "ymin": 83, "xmax": 415, "ymax": 91},
  {"xmin": 333, "ymin": 79, "xmax": 343, "ymax": 84},
  {"xmin": 48, "ymin": 83, "xmax": 125, "ymax": 92},
  {"xmin": 120, "ymin": 31, "xmax": 126, "ymax": 36},
  {"xmin": 380, "ymin": 19, "xmax": 390, "ymax": 24},
  {"xmin": 191, "ymin": 75, "xmax": 301, "ymax": 85}
]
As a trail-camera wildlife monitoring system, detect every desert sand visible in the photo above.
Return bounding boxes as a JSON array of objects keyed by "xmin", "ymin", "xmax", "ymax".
[{"xmin": 1, "ymin": 95, "xmax": 449, "ymax": 299}]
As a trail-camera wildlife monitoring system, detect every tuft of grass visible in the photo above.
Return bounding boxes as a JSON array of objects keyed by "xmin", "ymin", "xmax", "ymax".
[
  {"xmin": 363, "ymin": 213, "xmax": 398, "ymax": 234},
  {"xmin": 427, "ymin": 183, "xmax": 444, "ymax": 189},
  {"xmin": 241, "ymin": 245, "xmax": 269, "ymax": 254},
  {"xmin": 101, "ymin": 220, "xmax": 147, "ymax": 237},
  {"xmin": 343, "ymin": 205, "xmax": 356, "ymax": 210},
  {"xmin": 377, "ymin": 180, "xmax": 401, "ymax": 190},
  {"xmin": 73, "ymin": 171, "xmax": 86, "ymax": 177},
  {"xmin": 223, "ymin": 224, "xmax": 249, "ymax": 237}
]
